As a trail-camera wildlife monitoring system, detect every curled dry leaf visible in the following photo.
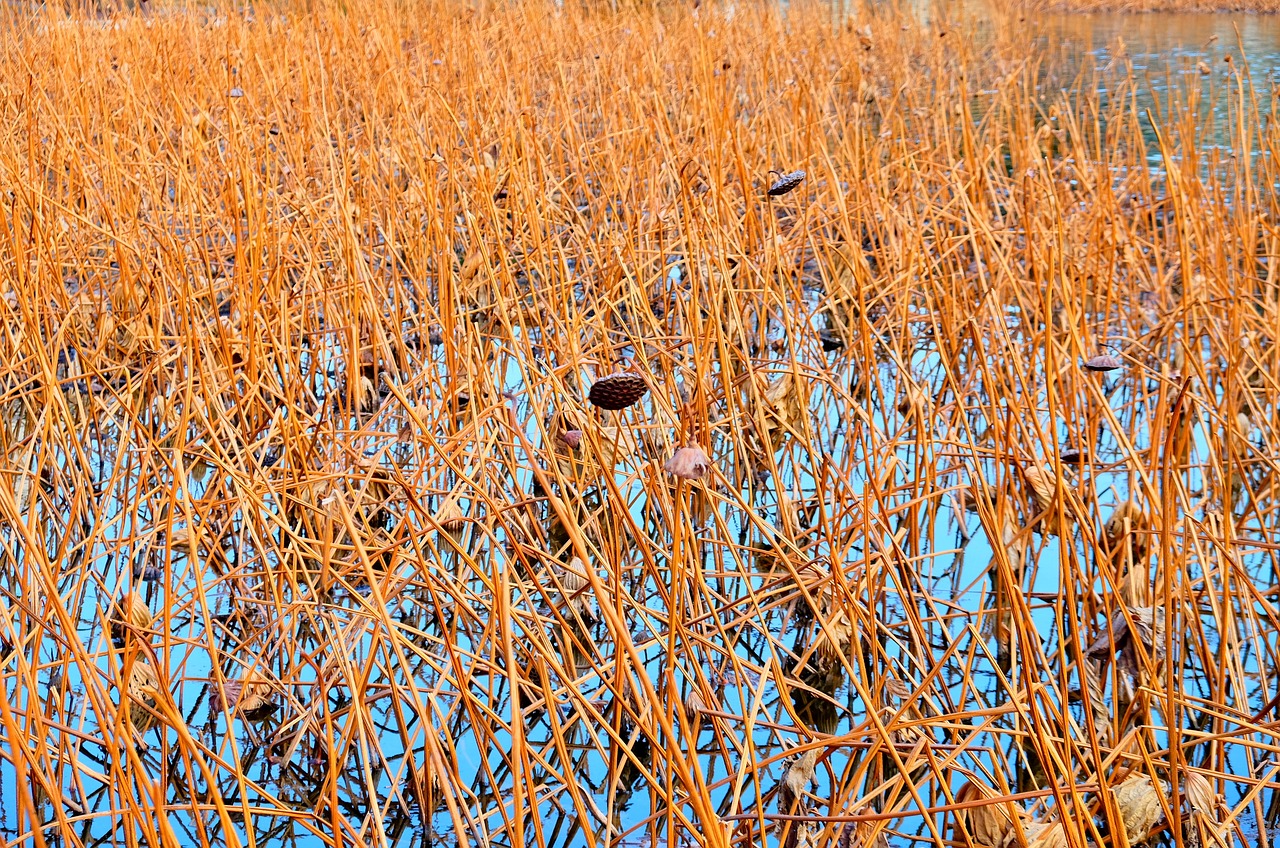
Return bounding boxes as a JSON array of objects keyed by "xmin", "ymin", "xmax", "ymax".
[
  {"xmin": 125, "ymin": 659, "xmax": 162, "ymax": 731},
  {"xmin": 959, "ymin": 478, "xmax": 995, "ymax": 513},
  {"xmin": 403, "ymin": 403, "xmax": 431, "ymax": 436},
  {"xmin": 1103, "ymin": 500, "xmax": 1151, "ymax": 606},
  {"xmin": 552, "ymin": 557, "xmax": 596, "ymax": 622},
  {"xmin": 814, "ymin": 607, "xmax": 854, "ymax": 667},
  {"xmin": 683, "ymin": 688, "xmax": 708, "ymax": 723},
  {"xmin": 779, "ymin": 747, "xmax": 819, "ymax": 810},
  {"xmin": 1103, "ymin": 500, "xmax": 1149, "ymax": 559},
  {"xmin": 1228, "ymin": 410, "xmax": 1253, "ymax": 458},
  {"xmin": 1080, "ymin": 658, "xmax": 1112, "ymax": 746},
  {"xmin": 791, "ymin": 822, "xmax": 820, "ymax": 848},
  {"xmin": 836, "ymin": 811, "xmax": 890, "ymax": 848},
  {"xmin": 1021, "ymin": 465, "xmax": 1056, "ymax": 513},
  {"xmin": 883, "ymin": 674, "xmax": 913, "ymax": 701},
  {"xmin": 951, "ymin": 781, "xmax": 1024, "ymax": 848},
  {"xmin": 210, "ymin": 670, "xmax": 276, "ymax": 719},
  {"xmin": 108, "ymin": 591, "xmax": 154, "ymax": 644},
  {"xmin": 1111, "ymin": 773, "xmax": 1166, "ymax": 845},
  {"xmin": 1022, "ymin": 465, "xmax": 1068, "ymax": 536},
  {"xmin": 1127, "ymin": 605, "xmax": 1167, "ymax": 659},
  {"xmin": 896, "ymin": 382, "xmax": 929, "ymax": 419},
  {"xmin": 169, "ymin": 524, "xmax": 199, "ymax": 553},
  {"xmin": 755, "ymin": 371, "xmax": 812, "ymax": 450},
  {"xmin": 1022, "ymin": 820, "xmax": 1068, "ymax": 848}
]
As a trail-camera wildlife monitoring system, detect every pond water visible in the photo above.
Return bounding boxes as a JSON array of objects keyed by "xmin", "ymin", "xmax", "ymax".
[
  {"xmin": 1043, "ymin": 8, "xmax": 1280, "ymax": 73},
  {"xmin": 1035, "ymin": 10, "xmax": 1280, "ymax": 170}
]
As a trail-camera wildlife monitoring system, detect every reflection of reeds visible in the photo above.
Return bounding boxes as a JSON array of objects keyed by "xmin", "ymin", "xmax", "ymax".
[{"xmin": 0, "ymin": 0, "xmax": 1276, "ymax": 844}]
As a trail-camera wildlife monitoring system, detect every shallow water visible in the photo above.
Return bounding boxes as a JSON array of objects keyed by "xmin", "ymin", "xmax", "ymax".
[
  {"xmin": 1041, "ymin": 10, "xmax": 1280, "ymax": 164},
  {"xmin": 1044, "ymin": 8, "xmax": 1280, "ymax": 71}
]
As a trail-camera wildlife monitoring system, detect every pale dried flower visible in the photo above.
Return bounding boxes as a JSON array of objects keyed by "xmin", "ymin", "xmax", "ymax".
[
  {"xmin": 664, "ymin": 443, "xmax": 711, "ymax": 481},
  {"xmin": 683, "ymin": 688, "xmax": 708, "ymax": 723},
  {"xmin": 560, "ymin": 559, "xmax": 588, "ymax": 594},
  {"xmin": 434, "ymin": 492, "xmax": 466, "ymax": 534},
  {"xmin": 1184, "ymin": 770, "xmax": 1217, "ymax": 819}
]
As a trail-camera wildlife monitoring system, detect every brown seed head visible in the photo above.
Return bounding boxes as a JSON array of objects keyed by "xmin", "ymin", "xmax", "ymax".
[
  {"xmin": 768, "ymin": 170, "xmax": 806, "ymax": 196},
  {"xmin": 1084, "ymin": 353, "xmax": 1123, "ymax": 372},
  {"xmin": 588, "ymin": 372, "xmax": 648, "ymax": 410}
]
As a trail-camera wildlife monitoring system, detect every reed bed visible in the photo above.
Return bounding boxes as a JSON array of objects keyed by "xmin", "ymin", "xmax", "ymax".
[{"xmin": 0, "ymin": 0, "xmax": 1277, "ymax": 846}]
